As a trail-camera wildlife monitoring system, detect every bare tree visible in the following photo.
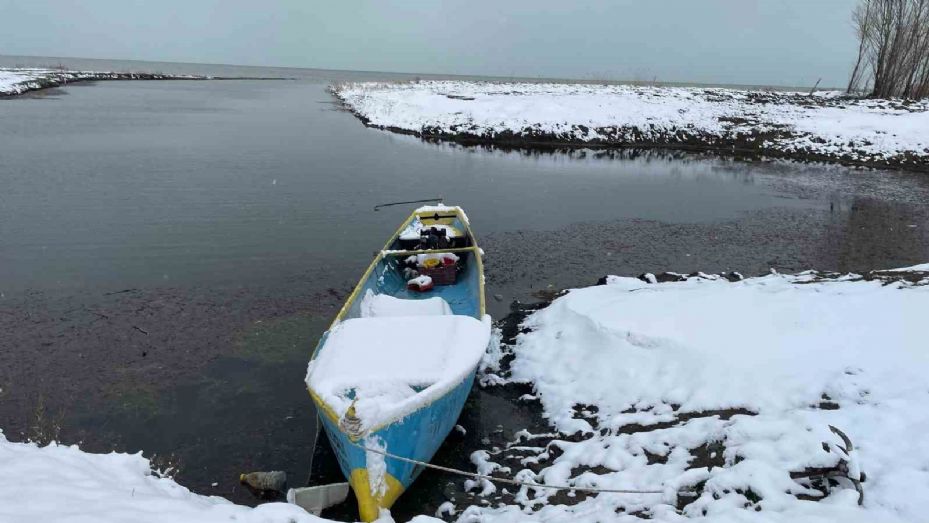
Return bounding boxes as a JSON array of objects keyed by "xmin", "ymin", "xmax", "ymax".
[{"xmin": 848, "ymin": 0, "xmax": 929, "ymax": 98}]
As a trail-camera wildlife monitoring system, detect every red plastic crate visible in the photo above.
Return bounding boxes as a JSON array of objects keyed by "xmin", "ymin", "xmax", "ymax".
[{"xmin": 420, "ymin": 263, "xmax": 457, "ymax": 285}]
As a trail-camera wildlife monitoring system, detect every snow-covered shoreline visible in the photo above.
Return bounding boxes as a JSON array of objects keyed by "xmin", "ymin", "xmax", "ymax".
[
  {"xmin": 0, "ymin": 68, "xmax": 286, "ymax": 97},
  {"xmin": 461, "ymin": 266, "xmax": 928, "ymax": 523},
  {"xmin": 0, "ymin": 68, "xmax": 216, "ymax": 97},
  {"xmin": 333, "ymin": 81, "xmax": 929, "ymax": 172},
  {"xmin": 0, "ymin": 431, "xmax": 324, "ymax": 523},
  {"xmin": 0, "ymin": 430, "xmax": 447, "ymax": 523}
]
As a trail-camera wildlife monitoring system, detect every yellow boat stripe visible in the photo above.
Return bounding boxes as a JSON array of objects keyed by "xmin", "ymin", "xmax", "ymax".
[{"xmin": 350, "ymin": 469, "xmax": 405, "ymax": 522}]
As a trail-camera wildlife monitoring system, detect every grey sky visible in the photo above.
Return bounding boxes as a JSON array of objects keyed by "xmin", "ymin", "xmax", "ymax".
[{"xmin": 0, "ymin": 0, "xmax": 859, "ymax": 87}]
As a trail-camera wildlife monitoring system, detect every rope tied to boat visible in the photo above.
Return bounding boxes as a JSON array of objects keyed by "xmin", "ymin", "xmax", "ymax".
[
  {"xmin": 339, "ymin": 402, "xmax": 366, "ymax": 440},
  {"xmin": 346, "ymin": 439, "xmax": 682, "ymax": 496}
]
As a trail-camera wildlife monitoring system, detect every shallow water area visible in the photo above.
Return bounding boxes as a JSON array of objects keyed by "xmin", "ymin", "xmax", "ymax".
[{"xmin": 2, "ymin": 55, "xmax": 929, "ymax": 518}]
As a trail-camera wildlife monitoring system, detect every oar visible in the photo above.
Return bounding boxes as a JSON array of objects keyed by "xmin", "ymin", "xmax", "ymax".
[{"xmin": 373, "ymin": 197, "xmax": 443, "ymax": 211}]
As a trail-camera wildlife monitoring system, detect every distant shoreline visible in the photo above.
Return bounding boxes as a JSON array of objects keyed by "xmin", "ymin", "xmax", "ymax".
[
  {"xmin": 0, "ymin": 68, "xmax": 291, "ymax": 98},
  {"xmin": 333, "ymin": 81, "xmax": 929, "ymax": 173}
]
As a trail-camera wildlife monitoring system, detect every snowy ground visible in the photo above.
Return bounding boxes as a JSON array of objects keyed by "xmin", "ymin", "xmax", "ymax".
[
  {"xmin": 0, "ymin": 430, "xmax": 447, "ymax": 523},
  {"xmin": 0, "ymin": 68, "xmax": 209, "ymax": 97},
  {"xmin": 0, "ymin": 431, "xmax": 322, "ymax": 522},
  {"xmin": 0, "ymin": 68, "xmax": 59, "ymax": 95},
  {"xmin": 333, "ymin": 81, "xmax": 929, "ymax": 169},
  {"xmin": 4, "ymin": 266, "xmax": 925, "ymax": 522},
  {"xmin": 457, "ymin": 266, "xmax": 928, "ymax": 523}
]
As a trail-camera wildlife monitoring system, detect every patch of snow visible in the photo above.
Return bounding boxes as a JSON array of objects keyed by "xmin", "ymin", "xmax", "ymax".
[
  {"xmin": 415, "ymin": 204, "xmax": 471, "ymax": 226},
  {"xmin": 464, "ymin": 268, "xmax": 927, "ymax": 522},
  {"xmin": 334, "ymin": 81, "xmax": 929, "ymax": 165},
  {"xmin": 889, "ymin": 262, "xmax": 929, "ymax": 272},
  {"xmin": 399, "ymin": 218, "xmax": 463, "ymax": 241},
  {"xmin": 0, "ymin": 70, "xmax": 31, "ymax": 95},
  {"xmin": 479, "ymin": 327, "xmax": 505, "ymax": 373},
  {"xmin": 0, "ymin": 431, "xmax": 326, "ymax": 522},
  {"xmin": 0, "ymin": 68, "xmax": 76, "ymax": 96},
  {"xmin": 0, "ymin": 67, "xmax": 206, "ymax": 97},
  {"xmin": 405, "ymin": 253, "xmax": 460, "ymax": 267},
  {"xmin": 517, "ymin": 273, "xmax": 925, "ymax": 419},
  {"xmin": 407, "ymin": 275, "xmax": 433, "ymax": 289},
  {"xmin": 436, "ymin": 501, "xmax": 457, "ymax": 518},
  {"xmin": 365, "ymin": 435, "xmax": 389, "ymax": 497},
  {"xmin": 466, "ymin": 450, "xmax": 508, "ymax": 497}
]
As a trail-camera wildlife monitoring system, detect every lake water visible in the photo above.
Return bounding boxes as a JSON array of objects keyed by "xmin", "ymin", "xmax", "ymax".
[
  {"xmin": 0, "ymin": 55, "xmax": 836, "ymax": 296},
  {"xmin": 2, "ymin": 55, "xmax": 928, "ymax": 515}
]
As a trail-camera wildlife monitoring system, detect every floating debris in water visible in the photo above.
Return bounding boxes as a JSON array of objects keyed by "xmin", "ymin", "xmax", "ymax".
[{"xmin": 239, "ymin": 470, "xmax": 287, "ymax": 493}]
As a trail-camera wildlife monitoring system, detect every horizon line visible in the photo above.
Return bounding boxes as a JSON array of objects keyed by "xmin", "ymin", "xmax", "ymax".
[{"xmin": 0, "ymin": 52, "xmax": 840, "ymax": 92}]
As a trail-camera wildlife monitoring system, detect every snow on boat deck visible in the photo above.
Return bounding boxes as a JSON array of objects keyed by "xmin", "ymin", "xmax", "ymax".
[
  {"xmin": 360, "ymin": 292, "xmax": 453, "ymax": 318},
  {"xmin": 306, "ymin": 314, "xmax": 491, "ymax": 431}
]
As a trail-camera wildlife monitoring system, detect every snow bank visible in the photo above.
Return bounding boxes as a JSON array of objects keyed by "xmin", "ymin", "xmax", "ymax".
[
  {"xmin": 514, "ymin": 273, "xmax": 925, "ymax": 423},
  {"xmin": 0, "ymin": 69, "xmax": 63, "ymax": 96},
  {"xmin": 462, "ymin": 270, "xmax": 928, "ymax": 523},
  {"xmin": 0, "ymin": 67, "xmax": 207, "ymax": 97},
  {"xmin": 0, "ymin": 431, "xmax": 454, "ymax": 522},
  {"xmin": 0, "ymin": 68, "xmax": 117, "ymax": 96},
  {"xmin": 0, "ymin": 431, "xmax": 325, "ymax": 523},
  {"xmin": 334, "ymin": 81, "xmax": 929, "ymax": 167}
]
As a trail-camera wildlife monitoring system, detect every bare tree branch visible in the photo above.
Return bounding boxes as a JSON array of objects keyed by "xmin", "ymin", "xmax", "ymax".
[{"xmin": 851, "ymin": 0, "xmax": 929, "ymax": 98}]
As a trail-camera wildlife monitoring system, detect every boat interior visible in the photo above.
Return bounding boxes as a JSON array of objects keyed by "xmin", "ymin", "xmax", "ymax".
[{"xmin": 338, "ymin": 209, "xmax": 483, "ymax": 322}]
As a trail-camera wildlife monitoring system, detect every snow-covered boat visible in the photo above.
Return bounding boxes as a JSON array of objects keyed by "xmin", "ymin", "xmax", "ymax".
[{"xmin": 304, "ymin": 205, "xmax": 490, "ymax": 521}]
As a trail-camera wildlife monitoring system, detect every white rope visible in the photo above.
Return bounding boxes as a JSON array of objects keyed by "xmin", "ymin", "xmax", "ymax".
[{"xmin": 350, "ymin": 440, "xmax": 676, "ymax": 495}]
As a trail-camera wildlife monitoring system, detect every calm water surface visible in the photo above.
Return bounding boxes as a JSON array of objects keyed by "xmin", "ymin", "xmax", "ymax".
[{"xmin": 0, "ymin": 56, "xmax": 823, "ymax": 296}]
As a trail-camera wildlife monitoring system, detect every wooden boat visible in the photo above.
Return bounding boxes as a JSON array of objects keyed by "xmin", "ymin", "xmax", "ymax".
[{"xmin": 304, "ymin": 205, "xmax": 489, "ymax": 521}]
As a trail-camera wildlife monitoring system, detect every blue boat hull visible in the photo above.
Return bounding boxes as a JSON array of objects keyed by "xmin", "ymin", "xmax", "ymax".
[{"xmin": 316, "ymin": 372, "xmax": 475, "ymax": 520}]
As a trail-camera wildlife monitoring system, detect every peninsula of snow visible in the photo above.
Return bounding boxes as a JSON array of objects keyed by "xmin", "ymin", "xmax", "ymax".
[{"xmin": 333, "ymin": 81, "xmax": 929, "ymax": 170}]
